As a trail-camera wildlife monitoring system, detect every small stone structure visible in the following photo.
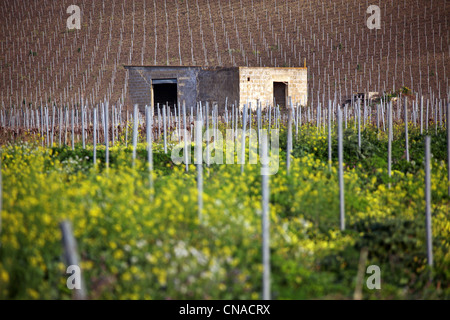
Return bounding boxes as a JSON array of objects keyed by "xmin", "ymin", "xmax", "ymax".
[{"xmin": 125, "ymin": 66, "xmax": 307, "ymax": 110}]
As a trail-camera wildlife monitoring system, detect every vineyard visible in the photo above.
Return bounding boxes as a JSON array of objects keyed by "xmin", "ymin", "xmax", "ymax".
[
  {"xmin": 0, "ymin": 0, "xmax": 449, "ymax": 302},
  {"xmin": 0, "ymin": 99, "xmax": 449, "ymax": 299}
]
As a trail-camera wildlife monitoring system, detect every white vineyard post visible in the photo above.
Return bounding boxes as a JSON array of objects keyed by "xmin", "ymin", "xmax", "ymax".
[
  {"xmin": 447, "ymin": 103, "xmax": 450, "ymax": 196},
  {"xmin": 388, "ymin": 102, "xmax": 392, "ymax": 189},
  {"xmin": 81, "ymin": 105, "xmax": 85, "ymax": 149},
  {"xmin": 286, "ymin": 98, "xmax": 293, "ymax": 175},
  {"xmin": 424, "ymin": 136, "xmax": 433, "ymax": 271},
  {"xmin": 0, "ymin": 148, "xmax": 2, "ymax": 235},
  {"xmin": 132, "ymin": 104, "xmax": 138, "ymax": 168},
  {"xmin": 60, "ymin": 220, "xmax": 87, "ymax": 300},
  {"xmin": 205, "ymin": 102, "xmax": 210, "ymax": 169},
  {"xmin": 146, "ymin": 106, "xmax": 154, "ymax": 198},
  {"xmin": 45, "ymin": 107, "xmax": 49, "ymax": 147},
  {"xmin": 51, "ymin": 106, "xmax": 55, "ymax": 147},
  {"xmin": 163, "ymin": 105, "xmax": 167, "ymax": 154},
  {"xmin": 241, "ymin": 103, "xmax": 248, "ymax": 174},
  {"xmin": 328, "ymin": 100, "xmax": 332, "ymax": 171},
  {"xmin": 405, "ymin": 97, "xmax": 410, "ymax": 162},
  {"xmin": 125, "ymin": 110, "xmax": 129, "ymax": 147},
  {"xmin": 357, "ymin": 99, "xmax": 361, "ymax": 150},
  {"xmin": 93, "ymin": 107, "xmax": 97, "ymax": 166},
  {"xmin": 105, "ymin": 102, "xmax": 109, "ymax": 168},
  {"xmin": 338, "ymin": 106, "xmax": 345, "ymax": 231},
  {"xmin": 111, "ymin": 106, "xmax": 115, "ymax": 147},
  {"xmin": 261, "ymin": 130, "xmax": 271, "ymax": 301},
  {"xmin": 71, "ymin": 108, "xmax": 75, "ymax": 151},
  {"xmin": 183, "ymin": 101, "xmax": 188, "ymax": 172},
  {"xmin": 196, "ymin": 112, "xmax": 203, "ymax": 224},
  {"xmin": 420, "ymin": 96, "xmax": 424, "ymax": 134},
  {"xmin": 59, "ymin": 107, "xmax": 62, "ymax": 146}
]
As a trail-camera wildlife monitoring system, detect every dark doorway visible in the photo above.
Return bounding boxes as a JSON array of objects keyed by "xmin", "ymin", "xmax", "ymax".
[
  {"xmin": 152, "ymin": 79, "xmax": 178, "ymax": 108},
  {"xmin": 273, "ymin": 82, "xmax": 287, "ymax": 107}
]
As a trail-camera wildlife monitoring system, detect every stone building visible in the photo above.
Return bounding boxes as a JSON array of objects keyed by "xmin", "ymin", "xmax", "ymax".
[{"xmin": 124, "ymin": 66, "xmax": 307, "ymax": 110}]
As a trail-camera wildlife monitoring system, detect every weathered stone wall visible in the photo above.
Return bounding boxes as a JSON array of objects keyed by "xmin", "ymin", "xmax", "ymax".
[
  {"xmin": 125, "ymin": 66, "xmax": 200, "ymax": 111},
  {"xmin": 126, "ymin": 67, "xmax": 153, "ymax": 109},
  {"xmin": 238, "ymin": 67, "xmax": 308, "ymax": 109},
  {"xmin": 197, "ymin": 67, "xmax": 240, "ymax": 111}
]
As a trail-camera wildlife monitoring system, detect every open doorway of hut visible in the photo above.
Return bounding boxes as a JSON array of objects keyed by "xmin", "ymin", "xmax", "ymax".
[
  {"xmin": 273, "ymin": 82, "xmax": 287, "ymax": 108},
  {"xmin": 152, "ymin": 79, "xmax": 178, "ymax": 109}
]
